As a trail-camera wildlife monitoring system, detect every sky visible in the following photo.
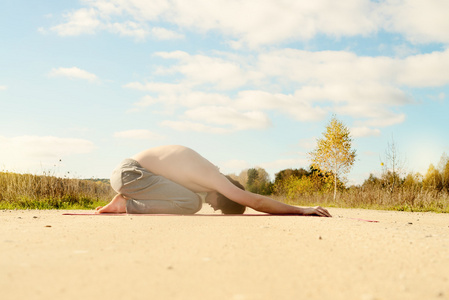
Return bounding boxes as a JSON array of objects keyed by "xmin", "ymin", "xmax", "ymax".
[{"xmin": 1, "ymin": 0, "xmax": 448, "ymax": 185}]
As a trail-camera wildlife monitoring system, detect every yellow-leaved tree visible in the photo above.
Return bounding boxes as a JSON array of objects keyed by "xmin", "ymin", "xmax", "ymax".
[{"xmin": 309, "ymin": 115, "xmax": 356, "ymax": 200}]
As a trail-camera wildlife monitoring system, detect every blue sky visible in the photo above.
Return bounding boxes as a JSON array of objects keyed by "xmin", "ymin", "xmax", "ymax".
[{"xmin": 1, "ymin": 0, "xmax": 448, "ymax": 184}]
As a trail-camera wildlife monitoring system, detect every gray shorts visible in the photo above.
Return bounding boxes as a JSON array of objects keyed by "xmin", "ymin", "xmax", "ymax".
[{"xmin": 110, "ymin": 158, "xmax": 202, "ymax": 214}]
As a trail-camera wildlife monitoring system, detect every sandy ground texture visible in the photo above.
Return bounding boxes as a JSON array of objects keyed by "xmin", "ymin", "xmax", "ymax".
[{"xmin": 1, "ymin": 206, "xmax": 449, "ymax": 300}]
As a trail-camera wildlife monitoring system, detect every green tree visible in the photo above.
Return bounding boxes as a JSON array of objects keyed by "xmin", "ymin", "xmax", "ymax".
[
  {"xmin": 273, "ymin": 168, "xmax": 310, "ymax": 196},
  {"xmin": 363, "ymin": 173, "xmax": 382, "ymax": 188},
  {"xmin": 246, "ymin": 168, "xmax": 259, "ymax": 190},
  {"xmin": 309, "ymin": 115, "xmax": 356, "ymax": 200},
  {"xmin": 403, "ymin": 172, "xmax": 422, "ymax": 190},
  {"xmin": 423, "ymin": 164, "xmax": 443, "ymax": 191},
  {"xmin": 438, "ymin": 153, "xmax": 449, "ymax": 192},
  {"xmin": 279, "ymin": 176, "xmax": 316, "ymax": 200},
  {"xmin": 246, "ymin": 167, "xmax": 272, "ymax": 195},
  {"xmin": 274, "ymin": 168, "xmax": 309, "ymax": 184}
]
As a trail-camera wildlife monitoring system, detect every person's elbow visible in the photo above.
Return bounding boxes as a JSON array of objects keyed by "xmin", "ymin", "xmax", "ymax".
[
  {"xmin": 226, "ymin": 189, "xmax": 264, "ymax": 211},
  {"xmin": 245, "ymin": 194, "xmax": 266, "ymax": 212},
  {"xmin": 251, "ymin": 200, "xmax": 266, "ymax": 212}
]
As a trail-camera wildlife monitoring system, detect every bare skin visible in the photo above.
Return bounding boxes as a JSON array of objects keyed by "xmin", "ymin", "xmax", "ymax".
[
  {"xmin": 96, "ymin": 194, "xmax": 127, "ymax": 214},
  {"xmin": 96, "ymin": 145, "xmax": 331, "ymax": 217}
]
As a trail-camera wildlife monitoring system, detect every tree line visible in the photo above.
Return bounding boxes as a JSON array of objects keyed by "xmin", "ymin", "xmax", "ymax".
[
  {"xmin": 227, "ymin": 116, "xmax": 449, "ymax": 212},
  {"xmin": 230, "ymin": 153, "xmax": 449, "ymax": 198}
]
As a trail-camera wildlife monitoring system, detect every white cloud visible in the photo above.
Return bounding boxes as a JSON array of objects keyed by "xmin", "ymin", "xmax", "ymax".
[
  {"xmin": 381, "ymin": 0, "xmax": 449, "ymax": 44},
  {"xmin": 131, "ymin": 95, "xmax": 160, "ymax": 108},
  {"xmin": 258, "ymin": 49, "xmax": 393, "ymax": 87},
  {"xmin": 184, "ymin": 106, "xmax": 271, "ymax": 131},
  {"xmin": 0, "ymin": 85, "xmax": 7, "ymax": 91},
  {"xmin": 161, "ymin": 120, "xmax": 231, "ymax": 134},
  {"xmin": 50, "ymin": 8, "xmax": 100, "ymax": 36},
  {"xmin": 49, "ymin": 1, "xmax": 180, "ymax": 41},
  {"xmin": 160, "ymin": 106, "xmax": 271, "ymax": 134},
  {"xmin": 0, "ymin": 135, "xmax": 95, "ymax": 172},
  {"xmin": 176, "ymin": 92, "xmax": 231, "ymax": 107},
  {"xmin": 143, "ymin": 48, "xmax": 449, "ymax": 98},
  {"xmin": 396, "ymin": 49, "xmax": 449, "ymax": 87},
  {"xmin": 128, "ymin": 91, "xmax": 231, "ymax": 111},
  {"xmin": 109, "ymin": 21, "xmax": 149, "ymax": 40},
  {"xmin": 351, "ymin": 126, "xmax": 381, "ymax": 138},
  {"xmin": 48, "ymin": 1, "xmax": 449, "ymax": 47},
  {"xmin": 294, "ymin": 84, "xmax": 411, "ymax": 106},
  {"xmin": 154, "ymin": 50, "xmax": 190, "ymax": 60},
  {"xmin": 127, "ymin": 50, "xmax": 408, "ymax": 124},
  {"xmin": 151, "ymin": 27, "xmax": 184, "ymax": 40},
  {"xmin": 89, "ymin": 0, "xmax": 122, "ymax": 16},
  {"xmin": 123, "ymin": 0, "xmax": 379, "ymax": 47},
  {"xmin": 123, "ymin": 47, "xmax": 449, "ymax": 132},
  {"xmin": 362, "ymin": 113, "xmax": 406, "ymax": 128},
  {"xmin": 153, "ymin": 51, "xmax": 258, "ymax": 90},
  {"xmin": 124, "ymin": 81, "xmax": 192, "ymax": 93},
  {"xmin": 49, "ymin": 67, "xmax": 98, "ymax": 82},
  {"xmin": 336, "ymin": 104, "xmax": 405, "ymax": 126},
  {"xmin": 392, "ymin": 44, "xmax": 418, "ymax": 58},
  {"xmin": 251, "ymin": 48, "xmax": 449, "ymax": 125},
  {"xmin": 236, "ymin": 90, "xmax": 327, "ymax": 122},
  {"xmin": 113, "ymin": 129, "xmax": 164, "ymax": 140}
]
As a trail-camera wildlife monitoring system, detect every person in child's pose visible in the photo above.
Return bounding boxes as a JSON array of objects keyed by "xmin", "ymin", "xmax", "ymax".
[{"xmin": 96, "ymin": 145, "xmax": 331, "ymax": 217}]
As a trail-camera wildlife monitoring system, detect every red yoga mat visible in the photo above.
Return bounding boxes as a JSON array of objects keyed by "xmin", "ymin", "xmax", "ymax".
[
  {"xmin": 63, "ymin": 212, "xmax": 276, "ymax": 216},
  {"xmin": 62, "ymin": 212, "xmax": 379, "ymax": 222}
]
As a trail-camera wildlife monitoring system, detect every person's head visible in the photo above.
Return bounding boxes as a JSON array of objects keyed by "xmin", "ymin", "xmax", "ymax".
[{"xmin": 206, "ymin": 176, "xmax": 246, "ymax": 214}]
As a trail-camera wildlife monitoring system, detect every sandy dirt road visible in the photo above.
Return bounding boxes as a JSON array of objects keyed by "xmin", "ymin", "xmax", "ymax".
[{"xmin": 1, "ymin": 207, "xmax": 449, "ymax": 300}]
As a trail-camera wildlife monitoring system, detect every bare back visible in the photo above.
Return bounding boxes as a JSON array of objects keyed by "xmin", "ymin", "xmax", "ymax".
[{"xmin": 132, "ymin": 145, "xmax": 222, "ymax": 193}]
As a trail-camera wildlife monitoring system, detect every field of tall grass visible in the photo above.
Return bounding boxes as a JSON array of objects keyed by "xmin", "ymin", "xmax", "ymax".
[
  {"xmin": 276, "ymin": 187, "xmax": 449, "ymax": 213},
  {"xmin": 2, "ymin": 169, "xmax": 448, "ymax": 213},
  {"xmin": 0, "ymin": 171, "xmax": 114, "ymax": 209}
]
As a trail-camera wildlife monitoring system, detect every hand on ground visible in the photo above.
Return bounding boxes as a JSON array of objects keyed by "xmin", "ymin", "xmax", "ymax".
[{"xmin": 302, "ymin": 206, "xmax": 332, "ymax": 217}]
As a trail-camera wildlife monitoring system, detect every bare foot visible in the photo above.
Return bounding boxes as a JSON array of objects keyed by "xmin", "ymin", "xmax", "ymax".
[{"xmin": 96, "ymin": 194, "xmax": 127, "ymax": 214}]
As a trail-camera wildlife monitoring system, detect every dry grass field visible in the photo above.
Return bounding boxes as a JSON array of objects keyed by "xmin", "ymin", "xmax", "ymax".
[{"xmin": 0, "ymin": 171, "xmax": 113, "ymax": 209}]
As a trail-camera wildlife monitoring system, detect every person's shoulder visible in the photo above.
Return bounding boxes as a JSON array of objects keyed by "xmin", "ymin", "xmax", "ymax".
[
  {"xmin": 143, "ymin": 145, "xmax": 191, "ymax": 154},
  {"xmin": 162, "ymin": 145, "xmax": 194, "ymax": 152}
]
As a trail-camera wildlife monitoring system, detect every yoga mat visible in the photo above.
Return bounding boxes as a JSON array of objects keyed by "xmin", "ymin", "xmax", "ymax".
[
  {"xmin": 62, "ymin": 212, "xmax": 379, "ymax": 222},
  {"xmin": 63, "ymin": 212, "xmax": 274, "ymax": 217}
]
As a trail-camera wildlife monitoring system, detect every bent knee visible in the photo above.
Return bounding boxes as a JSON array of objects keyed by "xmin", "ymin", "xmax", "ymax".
[
  {"xmin": 110, "ymin": 176, "xmax": 123, "ymax": 194},
  {"xmin": 178, "ymin": 194, "xmax": 202, "ymax": 214}
]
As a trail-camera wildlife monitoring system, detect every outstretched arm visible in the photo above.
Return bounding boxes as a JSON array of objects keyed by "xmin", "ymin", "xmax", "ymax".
[
  {"xmin": 206, "ymin": 173, "xmax": 331, "ymax": 217},
  {"xmin": 225, "ymin": 187, "xmax": 331, "ymax": 217},
  {"xmin": 185, "ymin": 157, "xmax": 331, "ymax": 217}
]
